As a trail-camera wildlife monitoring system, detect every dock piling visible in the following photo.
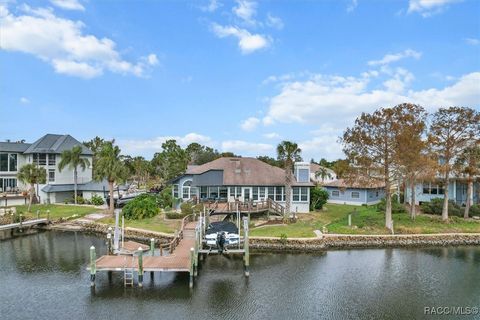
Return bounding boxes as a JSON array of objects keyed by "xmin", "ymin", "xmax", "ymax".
[
  {"xmin": 150, "ymin": 238, "xmax": 155, "ymax": 256},
  {"xmin": 189, "ymin": 247, "xmax": 194, "ymax": 288},
  {"xmin": 243, "ymin": 217, "xmax": 250, "ymax": 277},
  {"xmin": 138, "ymin": 247, "xmax": 144, "ymax": 287},
  {"xmin": 90, "ymin": 246, "xmax": 96, "ymax": 287},
  {"xmin": 348, "ymin": 214, "xmax": 352, "ymax": 227}
]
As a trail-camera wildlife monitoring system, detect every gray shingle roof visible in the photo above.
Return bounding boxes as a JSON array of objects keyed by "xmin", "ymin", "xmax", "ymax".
[
  {"xmin": 0, "ymin": 142, "xmax": 32, "ymax": 153},
  {"xmin": 24, "ymin": 134, "xmax": 93, "ymax": 155},
  {"xmin": 41, "ymin": 180, "xmax": 109, "ymax": 193}
]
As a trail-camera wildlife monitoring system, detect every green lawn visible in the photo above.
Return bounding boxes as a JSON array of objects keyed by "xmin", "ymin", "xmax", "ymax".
[
  {"xmin": 97, "ymin": 213, "xmax": 179, "ymax": 234},
  {"xmin": 249, "ymin": 204, "xmax": 480, "ymax": 238},
  {"xmin": 11, "ymin": 204, "xmax": 100, "ymax": 221}
]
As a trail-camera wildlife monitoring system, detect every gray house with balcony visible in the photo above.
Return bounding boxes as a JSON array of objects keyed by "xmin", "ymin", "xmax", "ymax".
[{"xmin": 0, "ymin": 134, "xmax": 107, "ymax": 205}]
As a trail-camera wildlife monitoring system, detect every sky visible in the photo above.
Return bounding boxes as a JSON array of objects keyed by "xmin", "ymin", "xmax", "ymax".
[{"xmin": 1, "ymin": 0, "xmax": 479, "ymax": 161}]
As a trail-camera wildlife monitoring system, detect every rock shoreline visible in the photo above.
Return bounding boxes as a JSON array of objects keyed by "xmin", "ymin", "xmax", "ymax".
[{"xmin": 43, "ymin": 221, "xmax": 480, "ymax": 252}]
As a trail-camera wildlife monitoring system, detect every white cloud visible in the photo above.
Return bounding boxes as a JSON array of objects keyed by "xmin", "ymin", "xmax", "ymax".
[
  {"xmin": 119, "ymin": 133, "xmax": 213, "ymax": 158},
  {"xmin": 221, "ymin": 140, "xmax": 273, "ymax": 155},
  {"xmin": 368, "ymin": 49, "xmax": 422, "ymax": 66},
  {"xmin": 347, "ymin": 0, "xmax": 358, "ymax": 12},
  {"xmin": 240, "ymin": 117, "xmax": 260, "ymax": 131},
  {"xmin": 233, "ymin": 0, "xmax": 257, "ymax": 25},
  {"xmin": 0, "ymin": 4, "xmax": 158, "ymax": 78},
  {"xmin": 262, "ymin": 69, "xmax": 480, "ymax": 160},
  {"xmin": 50, "ymin": 0, "xmax": 84, "ymax": 11},
  {"xmin": 263, "ymin": 132, "xmax": 280, "ymax": 139},
  {"xmin": 465, "ymin": 38, "xmax": 480, "ymax": 46},
  {"xmin": 407, "ymin": 0, "xmax": 461, "ymax": 17},
  {"xmin": 201, "ymin": 0, "xmax": 222, "ymax": 12},
  {"xmin": 266, "ymin": 13, "xmax": 283, "ymax": 29},
  {"xmin": 211, "ymin": 23, "xmax": 270, "ymax": 54},
  {"xmin": 19, "ymin": 97, "xmax": 30, "ymax": 104}
]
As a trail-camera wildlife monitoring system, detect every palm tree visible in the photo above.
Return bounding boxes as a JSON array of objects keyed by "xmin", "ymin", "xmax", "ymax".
[
  {"xmin": 315, "ymin": 167, "xmax": 332, "ymax": 185},
  {"xmin": 277, "ymin": 141, "xmax": 302, "ymax": 220},
  {"xmin": 17, "ymin": 164, "xmax": 46, "ymax": 212},
  {"xmin": 58, "ymin": 146, "xmax": 91, "ymax": 205},
  {"xmin": 94, "ymin": 141, "xmax": 128, "ymax": 215}
]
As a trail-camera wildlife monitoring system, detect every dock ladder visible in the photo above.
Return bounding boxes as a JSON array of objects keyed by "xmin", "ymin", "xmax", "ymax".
[{"xmin": 123, "ymin": 255, "xmax": 135, "ymax": 287}]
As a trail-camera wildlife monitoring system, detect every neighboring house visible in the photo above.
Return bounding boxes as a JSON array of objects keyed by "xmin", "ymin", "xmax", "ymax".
[
  {"xmin": 0, "ymin": 134, "xmax": 107, "ymax": 205},
  {"xmin": 310, "ymin": 163, "xmax": 337, "ymax": 184},
  {"xmin": 323, "ymin": 179, "xmax": 385, "ymax": 206},
  {"xmin": 170, "ymin": 158, "xmax": 314, "ymax": 213},
  {"xmin": 405, "ymin": 179, "xmax": 480, "ymax": 206}
]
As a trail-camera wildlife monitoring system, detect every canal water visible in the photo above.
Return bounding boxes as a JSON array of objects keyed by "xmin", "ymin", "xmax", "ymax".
[{"xmin": 0, "ymin": 231, "xmax": 479, "ymax": 320}]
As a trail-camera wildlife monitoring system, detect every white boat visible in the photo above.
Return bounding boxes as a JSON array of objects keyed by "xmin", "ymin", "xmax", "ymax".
[{"xmin": 205, "ymin": 221, "xmax": 240, "ymax": 252}]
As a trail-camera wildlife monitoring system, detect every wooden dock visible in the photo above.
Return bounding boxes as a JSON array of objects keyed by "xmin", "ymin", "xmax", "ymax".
[
  {"xmin": 88, "ymin": 212, "xmax": 250, "ymax": 289},
  {"xmin": 0, "ymin": 218, "xmax": 49, "ymax": 231}
]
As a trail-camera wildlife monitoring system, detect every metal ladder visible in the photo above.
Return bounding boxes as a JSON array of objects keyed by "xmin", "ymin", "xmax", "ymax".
[{"xmin": 124, "ymin": 255, "xmax": 134, "ymax": 287}]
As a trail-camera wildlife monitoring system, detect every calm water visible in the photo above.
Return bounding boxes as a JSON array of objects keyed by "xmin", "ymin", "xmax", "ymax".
[{"xmin": 1, "ymin": 231, "xmax": 479, "ymax": 320}]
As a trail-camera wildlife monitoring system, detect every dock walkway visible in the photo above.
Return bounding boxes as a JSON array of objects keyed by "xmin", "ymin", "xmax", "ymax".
[{"xmin": 0, "ymin": 218, "xmax": 48, "ymax": 231}]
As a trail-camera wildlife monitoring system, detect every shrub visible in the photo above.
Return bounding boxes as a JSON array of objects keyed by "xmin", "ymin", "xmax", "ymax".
[
  {"xmin": 157, "ymin": 186, "xmax": 173, "ymax": 209},
  {"xmin": 90, "ymin": 195, "xmax": 104, "ymax": 206},
  {"xmin": 467, "ymin": 204, "xmax": 480, "ymax": 217},
  {"xmin": 122, "ymin": 194, "xmax": 159, "ymax": 220},
  {"xmin": 310, "ymin": 187, "xmax": 329, "ymax": 211},
  {"xmin": 180, "ymin": 202, "xmax": 194, "ymax": 215},
  {"xmin": 420, "ymin": 198, "xmax": 463, "ymax": 217},
  {"xmin": 279, "ymin": 233, "xmax": 288, "ymax": 245},
  {"xmin": 75, "ymin": 196, "xmax": 85, "ymax": 205},
  {"xmin": 377, "ymin": 195, "xmax": 406, "ymax": 214},
  {"xmin": 165, "ymin": 211, "xmax": 189, "ymax": 219}
]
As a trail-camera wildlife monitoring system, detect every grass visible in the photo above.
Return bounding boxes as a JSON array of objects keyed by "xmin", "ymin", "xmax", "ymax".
[
  {"xmin": 249, "ymin": 204, "xmax": 480, "ymax": 238},
  {"xmin": 10, "ymin": 204, "xmax": 100, "ymax": 221},
  {"xmin": 97, "ymin": 212, "xmax": 179, "ymax": 234}
]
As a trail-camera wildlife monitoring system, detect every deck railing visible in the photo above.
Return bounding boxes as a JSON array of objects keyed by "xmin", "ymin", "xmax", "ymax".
[
  {"xmin": 166, "ymin": 213, "xmax": 195, "ymax": 253},
  {"xmin": 203, "ymin": 198, "xmax": 284, "ymax": 216}
]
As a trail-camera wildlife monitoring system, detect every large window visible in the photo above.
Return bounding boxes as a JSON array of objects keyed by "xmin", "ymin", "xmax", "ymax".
[
  {"xmin": 351, "ymin": 191, "xmax": 360, "ymax": 199},
  {"xmin": 275, "ymin": 186, "xmax": 284, "ymax": 201},
  {"xmin": 200, "ymin": 186, "xmax": 208, "ymax": 199},
  {"xmin": 48, "ymin": 169, "xmax": 55, "ymax": 182},
  {"xmin": 9, "ymin": 154, "xmax": 17, "ymax": 171},
  {"xmin": 422, "ymin": 182, "xmax": 444, "ymax": 195},
  {"xmin": 173, "ymin": 185, "xmax": 179, "ymax": 198},
  {"xmin": 208, "ymin": 186, "xmax": 219, "ymax": 199},
  {"xmin": 259, "ymin": 187, "xmax": 265, "ymax": 200},
  {"xmin": 0, "ymin": 178, "xmax": 17, "ymax": 192},
  {"xmin": 48, "ymin": 154, "xmax": 56, "ymax": 166},
  {"xmin": 267, "ymin": 187, "xmax": 275, "ymax": 200},
  {"xmin": 182, "ymin": 180, "xmax": 192, "ymax": 199},
  {"xmin": 219, "ymin": 187, "xmax": 228, "ymax": 199},
  {"xmin": 332, "ymin": 190, "xmax": 340, "ymax": 197},
  {"xmin": 0, "ymin": 153, "xmax": 8, "ymax": 171},
  {"xmin": 252, "ymin": 187, "xmax": 259, "ymax": 201},
  {"xmin": 293, "ymin": 187, "xmax": 308, "ymax": 201},
  {"xmin": 297, "ymin": 169, "xmax": 310, "ymax": 182}
]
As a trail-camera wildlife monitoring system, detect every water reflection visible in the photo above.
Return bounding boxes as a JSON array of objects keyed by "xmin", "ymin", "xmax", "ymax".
[{"xmin": 1, "ymin": 231, "xmax": 479, "ymax": 320}]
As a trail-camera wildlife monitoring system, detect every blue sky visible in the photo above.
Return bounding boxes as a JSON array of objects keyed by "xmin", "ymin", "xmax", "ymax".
[{"xmin": 1, "ymin": 0, "xmax": 479, "ymax": 160}]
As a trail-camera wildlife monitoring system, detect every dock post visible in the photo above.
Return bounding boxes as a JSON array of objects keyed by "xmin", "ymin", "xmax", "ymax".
[
  {"xmin": 150, "ymin": 238, "xmax": 155, "ymax": 256},
  {"xmin": 106, "ymin": 233, "xmax": 112, "ymax": 255},
  {"xmin": 19, "ymin": 214, "xmax": 23, "ymax": 232},
  {"xmin": 138, "ymin": 247, "xmax": 144, "ymax": 288},
  {"xmin": 160, "ymin": 245, "xmax": 163, "ymax": 256},
  {"xmin": 194, "ymin": 229, "xmax": 199, "ymax": 277},
  {"xmin": 189, "ymin": 247, "xmax": 194, "ymax": 288},
  {"xmin": 243, "ymin": 217, "xmax": 250, "ymax": 277},
  {"xmin": 90, "ymin": 246, "xmax": 96, "ymax": 287},
  {"xmin": 348, "ymin": 214, "xmax": 352, "ymax": 227}
]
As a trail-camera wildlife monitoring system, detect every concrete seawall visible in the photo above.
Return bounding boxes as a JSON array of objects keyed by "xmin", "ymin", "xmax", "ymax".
[{"xmin": 44, "ymin": 221, "xmax": 480, "ymax": 252}]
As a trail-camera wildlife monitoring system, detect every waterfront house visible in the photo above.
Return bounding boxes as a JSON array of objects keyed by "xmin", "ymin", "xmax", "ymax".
[
  {"xmin": 170, "ymin": 157, "xmax": 314, "ymax": 213},
  {"xmin": 405, "ymin": 179, "xmax": 480, "ymax": 206},
  {"xmin": 323, "ymin": 179, "xmax": 385, "ymax": 205},
  {"xmin": 0, "ymin": 134, "xmax": 107, "ymax": 205}
]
